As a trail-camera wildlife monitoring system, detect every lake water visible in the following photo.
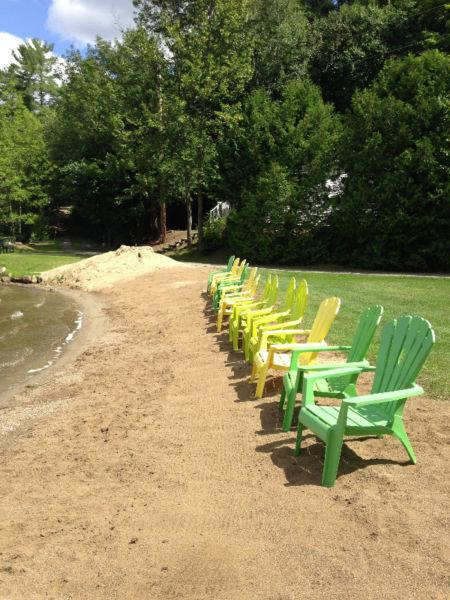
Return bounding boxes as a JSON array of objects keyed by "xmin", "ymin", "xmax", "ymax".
[{"xmin": 0, "ymin": 285, "xmax": 82, "ymax": 399}]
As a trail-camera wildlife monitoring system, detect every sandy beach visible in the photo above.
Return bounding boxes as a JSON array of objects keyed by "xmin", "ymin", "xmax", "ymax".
[{"xmin": 0, "ymin": 264, "xmax": 448, "ymax": 599}]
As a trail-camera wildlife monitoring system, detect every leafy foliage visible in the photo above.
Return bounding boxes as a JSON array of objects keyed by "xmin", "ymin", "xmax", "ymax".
[
  {"xmin": 203, "ymin": 216, "xmax": 228, "ymax": 252},
  {"xmin": 7, "ymin": 38, "xmax": 59, "ymax": 111},
  {"xmin": 0, "ymin": 84, "xmax": 50, "ymax": 239},
  {"xmin": 48, "ymin": 29, "xmax": 164, "ymax": 245},
  {"xmin": 335, "ymin": 50, "xmax": 450, "ymax": 270},
  {"xmin": 226, "ymin": 80, "xmax": 342, "ymax": 263}
]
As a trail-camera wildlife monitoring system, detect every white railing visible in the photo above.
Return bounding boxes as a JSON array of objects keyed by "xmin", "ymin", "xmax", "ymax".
[{"xmin": 209, "ymin": 201, "xmax": 230, "ymax": 221}]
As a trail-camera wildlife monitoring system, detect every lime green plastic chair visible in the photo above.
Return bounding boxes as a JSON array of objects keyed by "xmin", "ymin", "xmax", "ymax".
[
  {"xmin": 229, "ymin": 274, "xmax": 279, "ymax": 351},
  {"xmin": 207, "ymin": 255, "xmax": 234, "ymax": 292},
  {"xmin": 281, "ymin": 305, "xmax": 383, "ymax": 432},
  {"xmin": 212, "ymin": 264, "xmax": 250, "ymax": 311},
  {"xmin": 209, "ymin": 258, "xmax": 245, "ymax": 296},
  {"xmin": 295, "ymin": 315, "xmax": 435, "ymax": 487},
  {"xmin": 241, "ymin": 277, "xmax": 297, "ymax": 361},
  {"xmin": 216, "ymin": 269, "xmax": 260, "ymax": 332},
  {"xmin": 244, "ymin": 279, "xmax": 308, "ymax": 363}
]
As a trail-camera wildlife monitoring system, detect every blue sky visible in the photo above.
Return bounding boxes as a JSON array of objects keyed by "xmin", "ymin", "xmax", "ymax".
[{"xmin": 0, "ymin": 0, "xmax": 135, "ymax": 67}]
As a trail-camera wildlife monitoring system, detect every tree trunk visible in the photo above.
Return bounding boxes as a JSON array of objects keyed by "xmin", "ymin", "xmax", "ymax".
[
  {"xmin": 197, "ymin": 190, "xmax": 204, "ymax": 251},
  {"xmin": 159, "ymin": 202, "xmax": 167, "ymax": 243},
  {"xmin": 186, "ymin": 196, "xmax": 193, "ymax": 247}
]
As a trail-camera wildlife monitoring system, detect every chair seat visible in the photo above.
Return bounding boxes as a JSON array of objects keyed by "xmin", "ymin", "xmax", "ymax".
[
  {"xmin": 303, "ymin": 404, "xmax": 390, "ymax": 430},
  {"xmin": 257, "ymin": 350, "xmax": 291, "ymax": 369}
]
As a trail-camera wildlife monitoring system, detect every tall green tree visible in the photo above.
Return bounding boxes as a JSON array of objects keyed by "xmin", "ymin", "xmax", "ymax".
[
  {"xmin": 310, "ymin": 1, "xmax": 408, "ymax": 110},
  {"xmin": 135, "ymin": 0, "xmax": 254, "ymax": 248},
  {"xmin": 0, "ymin": 83, "xmax": 50, "ymax": 238},
  {"xmin": 7, "ymin": 38, "xmax": 59, "ymax": 111},
  {"xmin": 336, "ymin": 50, "xmax": 450, "ymax": 270},
  {"xmin": 225, "ymin": 79, "xmax": 342, "ymax": 263},
  {"xmin": 250, "ymin": 0, "xmax": 314, "ymax": 92},
  {"xmin": 49, "ymin": 29, "xmax": 164, "ymax": 245}
]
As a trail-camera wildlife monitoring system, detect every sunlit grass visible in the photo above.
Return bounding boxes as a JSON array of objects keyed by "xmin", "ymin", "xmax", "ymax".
[
  {"xmin": 0, "ymin": 253, "xmax": 82, "ymax": 277},
  {"xmin": 257, "ymin": 268, "xmax": 449, "ymax": 401}
]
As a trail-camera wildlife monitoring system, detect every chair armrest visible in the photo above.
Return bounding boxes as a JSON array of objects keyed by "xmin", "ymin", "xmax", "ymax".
[
  {"xmin": 251, "ymin": 311, "xmax": 287, "ymax": 327},
  {"xmin": 258, "ymin": 319, "xmax": 304, "ymax": 333},
  {"xmin": 271, "ymin": 342, "xmax": 328, "ymax": 353},
  {"xmin": 332, "ymin": 360, "xmax": 376, "ymax": 372},
  {"xmin": 258, "ymin": 330, "xmax": 311, "ymax": 352},
  {"xmin": 344, "ymin": 385, "xmax": 424, "ymax": 407},
  {"xmin": 303, "ymin": 366, "xmax": 365, "ymax": 384},
  {"xmin": 265, "ymin": 329, "xmax": 310, "ymax": 338},
  {"xmin": 248, "ymin": 311, "xmax": 287, "ymax": 335},
  {"xmin": 296, "ymin": 360, "xmax": 368, "ymax": 372}
]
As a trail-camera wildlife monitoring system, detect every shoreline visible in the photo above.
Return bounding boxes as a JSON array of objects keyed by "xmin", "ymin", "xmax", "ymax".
[{"xmin": 0, "ymin": 284, "xmax": 107, "ymax": 425}]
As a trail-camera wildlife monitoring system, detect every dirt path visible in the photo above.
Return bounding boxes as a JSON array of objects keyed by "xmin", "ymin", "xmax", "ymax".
[{"xmin": 0, "ymin": 266, "xmax": 448, "ymax": 599}]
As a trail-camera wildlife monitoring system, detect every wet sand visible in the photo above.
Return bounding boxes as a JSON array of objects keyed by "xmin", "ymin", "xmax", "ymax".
[{"xmin": 0, "ymin": 266, "xmax": 448, "ymax": 599}]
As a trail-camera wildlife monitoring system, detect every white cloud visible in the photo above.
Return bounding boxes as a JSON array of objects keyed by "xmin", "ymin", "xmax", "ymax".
[
  {"xmin": 0, "ymin": 31, "xmax": 24, "ymax": 69},
  {"xmin": 47, "ymin": 0, "xmax": 135, "ymax": 45}
]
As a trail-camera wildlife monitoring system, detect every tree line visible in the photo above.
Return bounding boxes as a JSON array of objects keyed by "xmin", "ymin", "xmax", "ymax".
[{"xmin": 0, "ymin": 0, "xmax": 448, "ymax": 270}]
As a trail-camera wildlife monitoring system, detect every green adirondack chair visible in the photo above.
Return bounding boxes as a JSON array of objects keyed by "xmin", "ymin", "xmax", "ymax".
[
  {"xmin": 295, "ymin": 315, "xmax": 435, "ymax": 487},
  {"xmin": 280, "ymin": 305, "xmax": 384, "ymax": 432},
  {"xmin": 229, "ymin": 274, "xmax": 279, "ymax": 351},
  {"xmin": 245, "ymin": 279, "xmax": 309, "ymax": 364},
  {"xmin": 207, "ymin": 255, "xmax": 235, "ymax": 292}
]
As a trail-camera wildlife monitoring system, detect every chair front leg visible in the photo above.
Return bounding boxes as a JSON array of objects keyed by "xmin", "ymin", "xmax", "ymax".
[
  {"xmin": 322, "ymin": 429, "xmax": 344, "ymax": 487},
  {"xmin": 232, "ymin": 323, "xmax": 241, "ymax": 351},
  {"xmin": 217, "ymin": 305, "xmax": 225, "ymax": 332},
  {"xmin": 250, "ymin": 361, "xmax": 258, "ymax": 383},
  {"xmin": 391, "ymin": 416, "xmax": 416, "ymax": 464},
  {"xmin": 282, "ymin": 387, "xmax": 297, "ymax": 432},
  {"xmin": 255, "ymin": 362, "xmax": 269, "ymax": 398},
  {"xmin": 294, "ymin": 420, "xmax": 304, "ymax": 456}
]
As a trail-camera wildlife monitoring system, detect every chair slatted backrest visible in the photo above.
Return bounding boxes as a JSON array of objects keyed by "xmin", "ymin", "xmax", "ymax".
[
  {"xmin": 267, "ymin": 274, "xmax": 279, "ymax": 306},
  {"xmin": 226, "ymin": 255, "xmax": 235, "ymax": 271},
  {"xmin": 290, "ymin": 279, "xmax": 308, "ymax": 321},
  {"xmin": 238, "ymin": 263, "xmax": 249, "ymax": 284},
  {"xmin": 230, "ymin": 258, "xmax": 240, "ymax": 275},
  {"xmin": 347, "ymin": 305, "xmax": 384, "ymax": 363},
  {"xmin": 280, "ymin": 277, "xmax": 297, "ymax": 312},
  {"xmin": 250, "ymin": 274, "xmax": 261, "ymax": 296},
  {"xmin": 299, "ymin": 297, "xmax": 341, "ymax": 366},
  {"xmin": 236, "ymin": 260, "xmax": 248, "ymax": 280},
  {"xmin": 260, "ymin": 274, "xmax": 273, "ymax": 303},
  {"xmin": 245, "ymin": 267, "xmax": 258, "ymax": 290},
  {"xmin": 371, "ymin": 316, "xmax": 435, "ymax": 417},
  {"xmin": 330, "ymin": 305, "xmax": 383, "ymax": 393}
]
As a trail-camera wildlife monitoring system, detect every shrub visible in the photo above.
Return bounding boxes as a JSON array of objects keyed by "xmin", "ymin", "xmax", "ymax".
[
  {"xmin": 203, "ymin": 216, "xmax": 228, "ymax": 253},
  {"xmin": 336, "ymin": 50, "xmax": 450, "ymax": 271}
]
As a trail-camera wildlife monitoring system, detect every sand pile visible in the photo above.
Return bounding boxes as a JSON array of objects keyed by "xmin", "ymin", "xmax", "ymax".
[{"xmin": 42, "ymin": 245, "xmax": 183, "ymax": 292}]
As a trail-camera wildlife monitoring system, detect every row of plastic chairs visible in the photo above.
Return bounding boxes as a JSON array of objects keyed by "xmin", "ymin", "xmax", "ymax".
[{"xmin": 206, "ymin": 256, "xmax": 435, "ymax": 487}]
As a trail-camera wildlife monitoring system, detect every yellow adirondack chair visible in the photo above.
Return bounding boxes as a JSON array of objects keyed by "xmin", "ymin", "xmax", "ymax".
[
  {"xmin": 209, "ymin": 258, "xmax": 242, "ymax": 295},
  {"xmin": 250, "ymin": 297, "xmax": 341, "ymax": 398},
  {"xmin": 244, "ymin": 279, "xmax": 308, "ymax": 362},
  {"xmin": 216, "ymin": 268, "xmax": 260, "ymax": 332},
  {"xmin": 229, "ymin": 274, "xmax": 279, "ymax": 350},
  {"xmin": 218, "ymin": 266, "xmax": 258, "ymax": 301}
]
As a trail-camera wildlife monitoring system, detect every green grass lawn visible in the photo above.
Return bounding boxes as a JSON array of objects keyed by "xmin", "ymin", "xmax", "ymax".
[
  {"xmin": 255, "ymin": 268, "xmax": 449, "ymax": 402},
  {"xmin": 0, "ymin": 252, "xmax": 82, "ymax": 277},
  {"xmin": 28, "ymin": 240, "xmax": 63, "ymax": 253}
]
